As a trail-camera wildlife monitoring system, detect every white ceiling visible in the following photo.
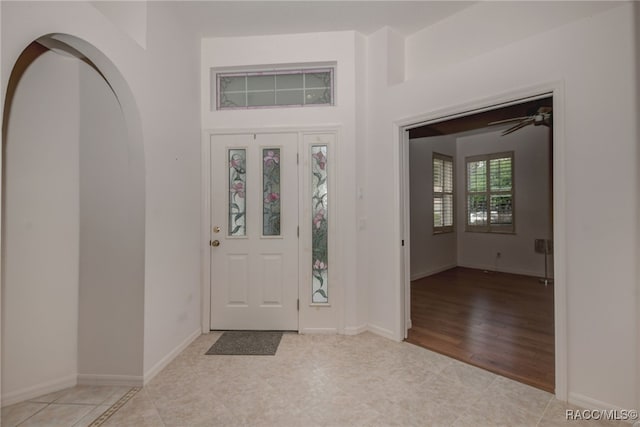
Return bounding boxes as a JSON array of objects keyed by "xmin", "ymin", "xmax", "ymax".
[{"xmin": 162, "ymin": 1, "xmax": 476, "ymax": 38}]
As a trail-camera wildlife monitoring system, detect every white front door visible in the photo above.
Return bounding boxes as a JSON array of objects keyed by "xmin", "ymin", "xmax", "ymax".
[{"xmin": 210, "ymin": 133, "xmax": 299, "ymax": 330}]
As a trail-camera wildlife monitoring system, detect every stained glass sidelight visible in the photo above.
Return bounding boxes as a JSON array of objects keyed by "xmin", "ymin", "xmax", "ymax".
[
  {"xmin": 263, "ymin": 148, "xmax": 281, "ymax": 236},
  {"xmin": 311, "ymin": 145, "xmax": 328, "ymax": 303},
  {"xmin": 228, "ymin": 149, "xmax": 247, "ymax": 236}
]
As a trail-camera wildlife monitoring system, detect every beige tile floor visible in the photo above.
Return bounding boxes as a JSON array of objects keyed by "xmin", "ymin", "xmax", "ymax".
[
  {"xmin": 3, "ymin": 332, "xmax": 630, "ymax": 426},
  {"xmin": 1, "ymin": 385, "xmax": 132, "ymax": 427}
]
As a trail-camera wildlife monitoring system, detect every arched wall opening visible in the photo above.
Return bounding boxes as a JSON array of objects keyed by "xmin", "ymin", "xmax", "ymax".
[{"xmin": 1, "ymin": 34, "xmax": 145, "ymax": 405}]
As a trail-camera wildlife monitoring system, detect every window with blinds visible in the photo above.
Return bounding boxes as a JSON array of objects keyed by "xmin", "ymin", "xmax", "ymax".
[
  {"xmin": 433, "ymin": 153, "xmax": 454, "ymax": 233},
  {"xmin": 465, "ymin": 152, "xmax": 514, "ymax": 233},
  {"xmin": 215, "ymin": 68, "xmax": 334, "ymax": 110}
]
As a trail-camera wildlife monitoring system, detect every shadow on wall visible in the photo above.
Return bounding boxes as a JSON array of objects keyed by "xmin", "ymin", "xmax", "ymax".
[{"xmin": 1, "ymin": 34, "xmax": 145, "ymax": 405}]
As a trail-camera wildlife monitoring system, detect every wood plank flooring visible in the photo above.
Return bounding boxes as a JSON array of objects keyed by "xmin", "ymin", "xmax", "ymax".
[{"xmin": 406, "ymin": 267, "xmax": 555, "ymax": 392}]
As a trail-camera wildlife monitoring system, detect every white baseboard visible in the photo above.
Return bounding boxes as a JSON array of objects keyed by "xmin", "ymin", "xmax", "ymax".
[
  {"xmin": 299, "ymin": 327, "xmax": 338, "ymax": 334},
  {"xmin": 1, "ymin": 374, "xmax": 77, "ymax": 407},
  {"xmin": 569, "ymin": 392, "xmax": 634, "ymax": 412},
  {"xmin": 343, "ymin": 324, "xmax": 368, "ymax": 335},
  {"xmin": 77, "ymin": 374, "xmax": 143, "ymax": 387},
  {"xmin": 457, "ymin": 262, "xmax": 545, "ymax": 278},
  {"xmin": 367, "ymin": 324, "xmax": 398, "ymax": 341},
  {"xmin": 411, "ymin": 264, "xmax": 457, "ymax": 281},
  {"xmin": 143, "ymin": 328, "xmax": 201, "ymax": 386}
]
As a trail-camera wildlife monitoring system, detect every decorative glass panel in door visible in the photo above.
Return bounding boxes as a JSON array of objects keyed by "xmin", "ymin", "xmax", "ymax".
[
  {"xmin": 263, "ymin": 148, "xmax": 281, "ymax": 236},
  {"xmin": 228, "ymin": 149, "xmax": 247, "ymax": 236},
  {"xmin": 311, "ymin": 145, "xmax": 328, "ymax": 303},
  {"xmin": 211, "ymin": 133, "xmax": 299, "ymax": 330}
]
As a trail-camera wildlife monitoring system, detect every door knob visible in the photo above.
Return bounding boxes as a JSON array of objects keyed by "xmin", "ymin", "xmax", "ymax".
[{"xmin": 211, "ymin": 240, "xmax": 220, "ymax": 247}]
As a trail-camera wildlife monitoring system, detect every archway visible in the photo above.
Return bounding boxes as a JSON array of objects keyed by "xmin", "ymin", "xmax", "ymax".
[{"xmin": 1, "ymin": 34, "xmax": 145, "ymax": 406}]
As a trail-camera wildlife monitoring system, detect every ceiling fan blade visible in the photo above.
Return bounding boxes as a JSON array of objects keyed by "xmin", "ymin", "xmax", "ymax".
[
  {"xmin": 501, "ymin": 120, "xmax": 531, "ymax": 136},
  {"xmin": 488, "ymin": 116, "xmax": 531, "ymax": 126}
]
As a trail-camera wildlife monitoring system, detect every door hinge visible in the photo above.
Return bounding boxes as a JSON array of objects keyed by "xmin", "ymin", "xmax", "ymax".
[
  {"xmin": 297, "ymin": 226, "xmax": 299, "ymax": 238},
  {"xmin": 210, "ymin": 240, "xmax": 212, "ymax": 247},
  {"xmin": 297, "ymin": 153, "xmax": 299, "ymax": 164},
  {"xmin": 297, "ymin": 299, "xmax": 300, "ymax": 311},
  {"xmin": 402, "ymin": 240, "xmax": 405, "ymax": 246}
]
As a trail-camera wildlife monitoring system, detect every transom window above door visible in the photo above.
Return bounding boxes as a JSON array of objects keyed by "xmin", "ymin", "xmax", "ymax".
[{"xmin": 214, "ymin": 67, "xmax": 334, "ymax": 110}]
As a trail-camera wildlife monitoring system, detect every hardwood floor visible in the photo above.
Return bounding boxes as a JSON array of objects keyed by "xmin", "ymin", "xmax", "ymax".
[{"xmin": 406, "ymin": 267, "xmax": 555, "ymax": 392}]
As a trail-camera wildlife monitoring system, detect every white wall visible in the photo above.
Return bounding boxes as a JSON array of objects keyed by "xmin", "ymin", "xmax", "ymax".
[
  {"xmin": 353, "ymin": 32, "xmax": 369, "ymax": 333},
  {"xmin": 2, "ymin": 50, "xmax": 80, "ymax": 401},
  {"xmin": 78, "ymin": 60, "xmax": 144, "ymax": 381},
  {"xmin": 1, "ymin": 1, "xmax": 203, "ymax": 396},
  {"xmin": 364, "ymin": 27, "xmax": 406, "ymax": 340},
  {"xmin": 90, "ymin": 1, "xmax": 147, "ymax": 49},
  {"xmin": 409, "ymin": 135, "xmax": 457, "ymax": 279},
  {"xmin": 1, "ymin": 0, "xmax": 638, "ymax": 415},
  {"xmin": 456, "ymin": 127, "xmax": 552, "ymax": 277},
  {"xmin": 366, "ymin": 2, "xmax": 638, "ymax": 411},
  {"xmin": 201, "ymin": 31, "xmax": 362, "ymax": 334},
  {"xmin": 635, "ymin": 2, "xmax": 640, "ymax": 415},
  {"xmin": 142, "ymin": 3, "xmax": 202, "ymax": 379},
  {"xmin": 405, "ymin": 2, "xmax": 619, "ymax": 79},
  {"xmin": 1, "ymin": 0, "xmax": 3, "ymax": 403}
]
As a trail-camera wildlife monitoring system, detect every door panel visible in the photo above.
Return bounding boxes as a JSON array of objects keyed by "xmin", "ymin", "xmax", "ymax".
[
  {"xmin": 260, "ymin": 254, "xmax": 283, "ymax": 306},
  {"xmin": 226, "ymin": 254, "xmax": 248, "ymax": 306},
  {"xmin": 210, "ymin": 133, "xmax": 298, "ymax": 330}
]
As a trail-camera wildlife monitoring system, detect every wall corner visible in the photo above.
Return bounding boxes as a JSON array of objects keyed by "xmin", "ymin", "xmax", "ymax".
[
  {"xmin": 386, "ymin": 27, "xmax": 405, "ymax": 86},
  {"xmin": 91, "ymin": 1, "xmax": 148, "ymax": 49}
]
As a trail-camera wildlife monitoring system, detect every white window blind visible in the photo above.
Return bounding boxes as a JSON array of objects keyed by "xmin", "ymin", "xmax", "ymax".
[
  {"xmin": 433, "ymin": 153, "xmax": 454, "ymax": 233},
  {"xmin": 465, "ymin": 152, "xmax": 514, "ymax": 233}
]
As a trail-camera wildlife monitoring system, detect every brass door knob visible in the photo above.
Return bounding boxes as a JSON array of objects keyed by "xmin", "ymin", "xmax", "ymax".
[{"xmin": 211, "ymin": 240, "xmax": 220, "ymax": 247}]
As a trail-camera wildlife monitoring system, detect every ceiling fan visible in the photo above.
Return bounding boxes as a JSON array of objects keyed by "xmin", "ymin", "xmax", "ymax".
[{"xmin": 489, "ymin": 106, "xmax": 552, "ymax": 136}]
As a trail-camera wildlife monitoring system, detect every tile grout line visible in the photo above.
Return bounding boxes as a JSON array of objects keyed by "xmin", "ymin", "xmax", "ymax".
[
  {"xmin": 86, "ymin": 387, "xmax": 141, "ymax": 427},
  {"xmin": 35, "ymin": 402, "xmax": 100, "ymax": 407},
  {"xmin": 15, "ymin": 402, "xmax": 52, "ymax": 426},
  {"xmin": 144, "ymin": 388, "xmax": 168, "ymax": 427},
  {"xmin": 535, "ymin": 396, "xmax": 554, "ymax": 426}
]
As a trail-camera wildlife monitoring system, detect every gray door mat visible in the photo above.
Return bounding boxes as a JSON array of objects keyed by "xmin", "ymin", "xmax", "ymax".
[{"xmin": 206, "ymin": 331, "xmax": 283, "ymax": 355}]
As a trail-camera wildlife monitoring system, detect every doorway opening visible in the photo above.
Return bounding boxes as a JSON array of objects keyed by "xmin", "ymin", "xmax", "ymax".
[
  {"xmin": 202, "ymin": 130, "xmax": 340, "ymax": 335},
  {"xmin": 402, "ymin": 95, "xmax": 556, "ymax": 393},
  {"xmin": 208, "ymin": 132, "xmax": 300, "ymax": 331},
  {"xmin": 1, "ymin": 35, "xmax": 145, "ymax": 406}
]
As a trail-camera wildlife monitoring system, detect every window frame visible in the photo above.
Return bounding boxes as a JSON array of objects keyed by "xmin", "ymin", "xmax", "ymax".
[
  {"xmin": 215, "ymin": 67, "xmax": 335, "ymax": 110},
  {"xmin": 465, "ymin": 151, "xmax": 515, "ymax": 234},
  {"xmin": 432, "ymin": 152, "xmax": 454, "ymax": 234}
]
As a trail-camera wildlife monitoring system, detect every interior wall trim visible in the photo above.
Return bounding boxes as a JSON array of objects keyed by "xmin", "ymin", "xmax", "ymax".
[
  {"xmin": 299, "ymin": 328, "xmax": 338, "ymax": 334},
  {"xmin": 410, "ymin": 263, "xmax": 458, "ymax": 281},
  {"xmin": 367, "ymin": 324, "xmax": 397, "ymax": 341},
  {"xmin": 77, "ymin": 374, "xmax": 143, "ymax": 387},
  {"xmin": 455, "ymin": 263, "xmax": 551, "ymax": 280},
  {"xmin": 1, "ymin": 374, "xmax": 77, "ymax": 408},
  {"xmin": 143, "ymin": 328, "xmax": 201, "ymax": 386},
  {"xmin": 343, "ymin": 324, "xmax": 368, "ymax": 335},
  {"xmin": 569, "ymin": 392, "xmax": 631, "ymax": 415}
]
